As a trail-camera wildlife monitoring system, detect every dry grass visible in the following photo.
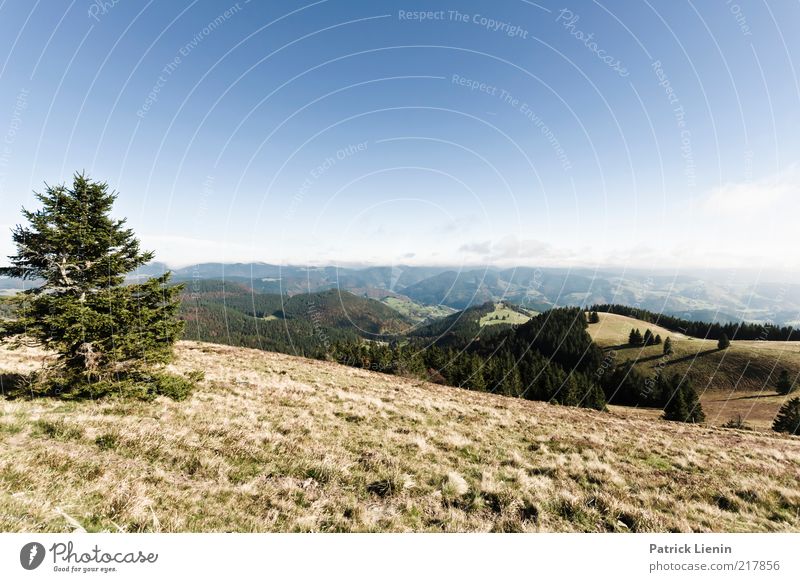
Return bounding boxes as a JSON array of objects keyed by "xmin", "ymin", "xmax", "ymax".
[
  {"xmin": 589, "ymin": 313, "xmax": 800, "ymax": 429},
  {"xmin": 1, "ymin": 341, "xmax": 799, "ymax": 532}
]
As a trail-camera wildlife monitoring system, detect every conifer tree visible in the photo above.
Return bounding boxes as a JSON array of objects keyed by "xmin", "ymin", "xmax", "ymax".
[
  {"xmin": 0, "ymin": 174, "xmax": 184, "ymax": 392},
  {"xmin": 664, "ymin": 382, "xmax": 688, "ymax": 421},
  {"xmin": 772, "ymin": 397, "xmax": 800, "ymax": 435},
  {"xmin": 467, "ymin": 354, "xmax": 486, "ymax": 391},
  {"xmin": 583, "ymin": 382, "xmax": 607, "ymax": 411},
  {"xmin": 776, "ymin": 369, "xmax": 795, "ymax": 395},
  {"xmin": 663, "ymin": 337, "xmax": 673, "ymax": 355},
  {"xmin": 663, "ymin": 376, "xmax": 705, "ymax": 423},
  {"xmin": 717, "ymin": 333, "xmax": 730, "ymax": 350}
]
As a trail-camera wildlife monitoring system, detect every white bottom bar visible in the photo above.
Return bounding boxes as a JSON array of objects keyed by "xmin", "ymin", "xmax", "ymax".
[{"xmin": 1, "ymin": 533, "xmax": 798, "ymax": 581}]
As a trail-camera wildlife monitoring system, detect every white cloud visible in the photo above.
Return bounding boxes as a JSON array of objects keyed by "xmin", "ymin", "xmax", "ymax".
[
  {"xmin": 459, "ymin": 240, "xmax": 492, "ymax": 254},
  {"xmin": 457, "ymin": 235, "xmax": 577, "ymax": 265},
  {"xmin": 704, "ymin": 163, "xmax": 798, "ymax": 214}
]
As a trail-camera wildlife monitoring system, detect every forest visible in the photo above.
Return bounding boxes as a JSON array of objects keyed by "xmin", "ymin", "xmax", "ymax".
[{"xmin": 330, "ymin": 307, "xmax": 702, "ymax": 419}]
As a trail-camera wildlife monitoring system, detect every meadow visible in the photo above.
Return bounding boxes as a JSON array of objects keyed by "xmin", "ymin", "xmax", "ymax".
[
  {"xmin": 1, "ymin": 341, "xmax": 798, "ymax": 532},
  {"xmin": 589, "ymin": 312, "xmax": 800, "ymax": 429}
]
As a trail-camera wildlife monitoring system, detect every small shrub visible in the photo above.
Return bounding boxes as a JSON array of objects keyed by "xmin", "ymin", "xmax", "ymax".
[
  {"xmin": 366, "ymin": 479, "xmax": 397, "ymax": 497},
  {"xmin": 34, "ymin": 419, "xmax": 83, "ymax": 441},
  {"xmin": 149, "ymin": 373, "xmax": 196, "ymax": 401},
  {"xmin": 735, "ymin": 489, "xmax": 760, "ymax": 504},
  {"xmin": 185, "ymin": 369, "xmax": 205, "ymax": 383},
  {"xmin": 0, "ymin": 420, "xmax": 23, "ymax": 435},
  {"xmin": 715, "ymin": 495, "xmax": 740, "ymax": 512},
  {"xmin": 722, "ymin": 414, "xmax": 752, "ymax": 430},
  {"xmin": 518, "ymin": 500, "xmax": 539, "ymax": 523},
  {"xmin": 95, "ymin": 433, "xmax": 120, "ymax": 451},
  {"xmin": 302, "ymin": 460, "xmax": 339, "ymax": 484}
]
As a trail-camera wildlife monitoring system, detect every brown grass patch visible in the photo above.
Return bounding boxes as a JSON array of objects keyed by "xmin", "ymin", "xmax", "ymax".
[{"xmin": 0, "ymin": 341, "xmax": 799, "ymax": 532}]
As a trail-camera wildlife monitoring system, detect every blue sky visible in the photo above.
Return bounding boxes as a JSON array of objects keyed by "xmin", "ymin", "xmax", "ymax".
[{"xmin": 0, "ymin": 0, "xmax": 798, "ymax": 273}]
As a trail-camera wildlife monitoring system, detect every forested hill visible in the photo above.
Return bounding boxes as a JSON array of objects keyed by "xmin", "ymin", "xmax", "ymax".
[
  {"xmin": 591, "ymin": 304, "xmax": 800, "ymax": 341},
  {"xmin": 178, "ymin": 281, "xmax": 413, "ymax": 357},
  {"xmin": 406, "ymin": 301, "xmax": 535, "ymax": 348},
  {"xmin": 332, "ymin": 307, "xmax": 608, "ymax": 411}
]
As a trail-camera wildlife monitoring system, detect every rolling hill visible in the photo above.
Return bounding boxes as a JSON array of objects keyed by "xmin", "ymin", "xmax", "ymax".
[
  {"xmin": 379, "ymin": 296, "xmax": 456, "ymax": 324},
  {"xmin": 7, "ymin": 263, "xmax": 800, "ymax": 324},
  {"xmin": 179, "ymin": 281, "xmax": 413, "ymax": 357},
  {"xmin": 0, "ymin": 341, "xmax": 798, "ymax": 532},
  {"xmin": 407, "ymin": 301, "xmax": 536, "ymax": 346},
  {"xmin": 176, "ymin": 287, "xmax": 796, "ymax": 430},
  {"xmin": 588, "ymin": 312, "xmax": 800, "ymax": 428}
]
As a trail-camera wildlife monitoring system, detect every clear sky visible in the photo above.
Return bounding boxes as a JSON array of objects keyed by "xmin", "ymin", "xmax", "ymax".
[{"xmin": 0, "ymin": 0, "xmax": 798, "ymax": 274}]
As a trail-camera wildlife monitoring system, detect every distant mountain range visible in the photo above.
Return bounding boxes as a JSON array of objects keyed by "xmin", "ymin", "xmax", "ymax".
[{"xmin": 3, "ymin": 261, "xmax": 799, "ymax": 325}]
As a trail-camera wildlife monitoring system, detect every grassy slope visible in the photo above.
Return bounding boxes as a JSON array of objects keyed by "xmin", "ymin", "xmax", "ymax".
[
  {"xmin": 1, "ymin": 342, "xmax": 799, "ymax": 533},
  {"xmin": 478, "ymin": 303, "xmax": 536, "ymax": 327},
  {"xmin": 589, "ymin": 312, "xmax": 800, "ymax": 429}
]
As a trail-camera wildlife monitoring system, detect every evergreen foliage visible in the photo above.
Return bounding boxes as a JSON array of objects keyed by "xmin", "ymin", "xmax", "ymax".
[
  {"xmin": 0, "ymin": 174, "xmax": 185, "ymax": 396},
  {"xmin": 628, "ymin": 328, "xmax": 643, "ymax": 346},
  {"xmin": 772, "ymin": 397, "xmax": 800, "ymax": 435},
  {"xmin": 332, "ymin": 307, "xmax": 608, "ymax": 411},
  {"xmin": 776, "ymin": 369, "xmax": 796, "ymax": 395},
  {"xmin": 717, "ymin": 333, "xmax": 730, "ymax": 350},
  {"xmin": 178, "ymin": 283, "xmax": 409, "ymax": 358},
  {"xmin": 663, "ymin": 376, "xmax": 705, "ymax": 423}
]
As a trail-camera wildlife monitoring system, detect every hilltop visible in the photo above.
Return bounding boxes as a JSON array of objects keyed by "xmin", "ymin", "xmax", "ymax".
[
  {"xmin": 407, "ymin": 301, "xmax": 535, "ymax": 348},
  {"xmin": 1, "ymin": 341, "xmax": 798, "ymax": 532},
  {"xmin": 588, "ymin": 312, "xmax": 800, "ymax": 428}
]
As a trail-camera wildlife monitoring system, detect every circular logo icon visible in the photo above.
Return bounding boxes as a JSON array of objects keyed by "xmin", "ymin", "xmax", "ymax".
[{"xmin": 20, "ymin": 542, "xmax": 46, "ymax": 570}]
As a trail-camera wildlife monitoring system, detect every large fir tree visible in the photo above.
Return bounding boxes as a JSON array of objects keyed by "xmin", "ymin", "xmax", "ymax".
[{"xmin": 0, "ymin": 174, "xmax": 184, "ymax": 389}]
